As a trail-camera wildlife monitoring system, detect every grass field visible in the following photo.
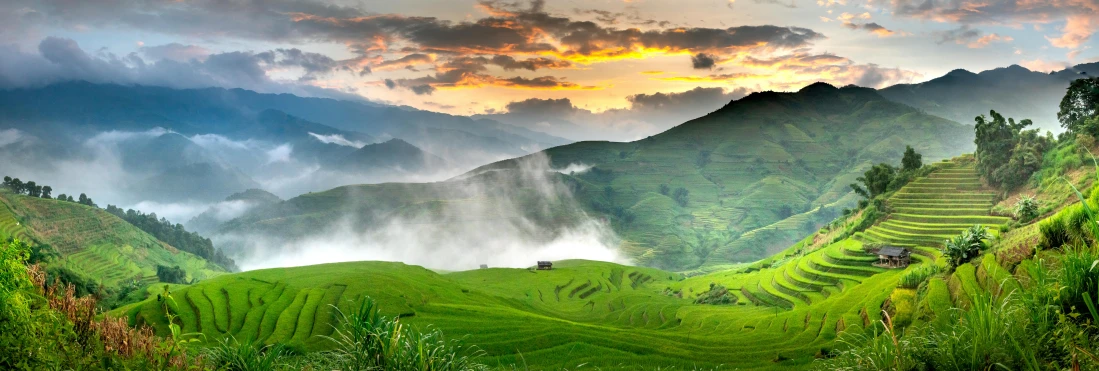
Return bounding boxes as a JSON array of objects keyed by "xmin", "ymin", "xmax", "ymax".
[
  {"xmin": 115, "ymin": 161, "xmax": 1013, "ymax": 370},
  {"xmin": 0, "ymin": 189, "xmax": 225, "ymax": 289}
]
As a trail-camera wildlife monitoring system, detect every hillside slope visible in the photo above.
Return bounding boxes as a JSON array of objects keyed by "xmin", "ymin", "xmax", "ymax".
[
  {"xmin": 0, "ymin": 189, "xmax": 226, "ymax": 289},
  {"xmin": 476, "ymin": 83, "xmax": 974, "ymax": 269},
  {"xmin": 118, "ymin": 159, "xmax": 1014, "ymax": 370},
  {"xmin": 214, "ymin": 84, "xmax": 973, "ymax": 271}
]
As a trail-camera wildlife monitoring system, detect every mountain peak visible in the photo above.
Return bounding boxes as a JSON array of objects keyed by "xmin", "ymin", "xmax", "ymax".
[
  {"xmin": 798, "ymin": 82, "xmax": 839, "ymax": 94},
  {"xmin": 944, "ymin": 69, "xmax": 977, "ymax": 78}
]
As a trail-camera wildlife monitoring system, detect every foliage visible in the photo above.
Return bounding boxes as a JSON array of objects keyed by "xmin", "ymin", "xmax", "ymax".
[
  {"xmin": 1059, "ymin": 77, "xmax": 1099, "ymax": 137},
  {"xmin": 850, "ymin": 163, "xmax": 895, "ymax": 200},
  {"xmin": 672, "ymin": 187, "xmax": 689, "ymax": 207},
  {"xmin": 694, "ymin": 283, "xmax": 736, "ymax": 305},
  {"xmin": 324, "ymin": 298, "xmax": 487, "ymax": 371},
  {"xmin": 0, "ymin": 239, "xmax": 34, "ymax": 368},
  {"xmin": 204, "ymin": 337, "xmax": 290, "ymax": 371},
  {"xmin": 156, "ymin": 265, "xmax": 188, "ymax": 284},
  {"xmin": 901, "ymin": 145, "xmax": 922, "ymax": 172},
  {"xmin": 2, "ymin": 176, "xmax": 53, "ymax": 199},
  {"xmin": 941, "ymin": 225, "xmax": 990, "ymax": 269},
  {"xmin": 1013, "ymin": 194, "xmax": 1040, "ymax": 222},
  {"xmin": 973, "ymin": 110, "xmax": 1053, "ymax": 190},
  {"xmin": 898, "ymin": 263, "xmax": 944, "ymax": 289},
  {"xmin": 106, "ymin": 205, "xmax": 238, "ymax": 271}
]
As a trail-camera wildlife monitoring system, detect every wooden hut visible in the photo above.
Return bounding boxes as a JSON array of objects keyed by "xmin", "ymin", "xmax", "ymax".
[
  {"xmin": 877, "ymin": 247, "xmax": 911, "ymax": 268},
  {"xmin": 537, "ymin": 261, "xmax": 553, "ymax": 270}
]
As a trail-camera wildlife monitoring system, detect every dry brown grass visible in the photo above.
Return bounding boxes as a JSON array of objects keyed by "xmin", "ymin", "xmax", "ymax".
[{"xmin": 28, "ymin": 264, "xmax": 200, "ymax": 369}]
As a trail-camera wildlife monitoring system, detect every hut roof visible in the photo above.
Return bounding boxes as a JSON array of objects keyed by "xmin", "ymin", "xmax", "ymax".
[{"xmin": 878, "ymin": 247, "xmax": 908, "ymax": 257}]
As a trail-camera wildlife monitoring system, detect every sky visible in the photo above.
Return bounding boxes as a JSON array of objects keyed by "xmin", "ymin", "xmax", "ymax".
[{"xmin": 2, "ymin": 0, "xmax": 1098, "ymax": 140}]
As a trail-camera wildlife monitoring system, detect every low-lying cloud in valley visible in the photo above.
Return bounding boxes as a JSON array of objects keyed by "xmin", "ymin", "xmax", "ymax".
[{"xmin": 216, "ymin": 154, "xmax": 630, "ymax": 271}]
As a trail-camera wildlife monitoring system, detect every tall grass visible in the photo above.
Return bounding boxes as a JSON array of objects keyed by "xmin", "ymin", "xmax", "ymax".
[
  {"xmin": 898, "ymin": 264, "xmax": 944, "ymax": 289},
  {"xmin": 204, "ymin": 337, "xmax": 290, "ymax": 371},
  {"xmin": 323, "ymin": 298, "xmax": 488, "ymax": 371}
]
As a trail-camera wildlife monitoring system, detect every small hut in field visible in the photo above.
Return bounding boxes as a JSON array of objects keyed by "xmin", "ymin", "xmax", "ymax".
[
  {"xmin": 877, "ymin": 247, "xmax": 911, "ymax": 268},
  {"xmin": 537, "ymin": 261, "xmax": 553, "ymax": 270}
]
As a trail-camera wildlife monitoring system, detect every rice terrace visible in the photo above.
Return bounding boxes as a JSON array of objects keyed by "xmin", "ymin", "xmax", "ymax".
[{"xmin": 3, "ymin": 1, "xmax": 1099, "ymax": 370}]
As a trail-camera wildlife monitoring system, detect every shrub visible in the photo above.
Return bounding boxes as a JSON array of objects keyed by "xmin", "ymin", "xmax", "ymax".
[
  {"xmin": 695, "ymin": 283, "xmax": 736, "ymax": 305},
  {"xmin": 942, "ymin": 225, "xmax": 990, "ymax": 269},
  {"xmin": 1058, "ymin": 247, "xmax": 1099, "ymax": 321},
  {"xmin": 1013, "ymin": 195, "xmax": 1040, "ymax": 222}
]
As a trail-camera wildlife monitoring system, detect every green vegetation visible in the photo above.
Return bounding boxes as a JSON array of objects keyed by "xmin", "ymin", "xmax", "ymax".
[
  {"xmin": 219, "ymin": 84, "xmax": 973, "ymax": 271},
  {"xmin": 111, "ymin": 158, "xmax": 1016, "ymax": 370},
  {"xmin": 105, "ymin": 205, "xmax": 238, "ymax": 271},
  {"xmin": 941, "ymin": 225, "xmax": 991, "ymax": 269},
  {"xmin": 0, "ymin": 189, "xmax": 226, "ymax": 297},
  {"xmin": 973, "ymin": 110, "xmax": 1053, "ymax": 190}
]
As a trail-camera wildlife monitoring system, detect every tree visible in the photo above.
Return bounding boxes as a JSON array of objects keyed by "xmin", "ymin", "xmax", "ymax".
[
  {"xmin": 851, "ymin": 163, "xmax": 895, "ymax": 200},
  {"xmin": 1058, "ymin": 77, "xmax": 1099, "ymax": 136},
  {"xmin": 778, "ymin": 204, "xmax": 794, "ymax": 219},
  {"xmin": 78, "ymin": 193, "xmax": 88, "ymax": 204},
  {"xmin": 9, "ymin": 178, "xmax": 23, "ymax": 194},
  {"xmin": 941, "ymin": 225, "xmax": 990, "ymax": 268},
  {"xmin": 974, "ymin": 110, "xmax": 1052, "ymax": 190},
  {"xmin": 603, "ymin": 185, "xmax": 614, "ymax": 200},
  {"xmin": 56, "ymin": 193, "xmax": 66, "ymax": 202},
  {"xmin": 25, "ymin": 182, "xmax": 38, "ymax": 197},
  {"xmin": 673, "ymin": 187, "xmax": 689, "ymax": 207},
  {"xmin": 659, "ymin": 184, "xmax": 670, "ymax": 195},
  {"xmin": 40, "ymin": 186, "xmax": 51, "ymax": 199},
  {"xmin": 1, "ymin": 176, "xmax": 9, "ymax": 187},
  {"xmin": 901, "ymin": 145, "xmax": 922, "ymax": 172}
]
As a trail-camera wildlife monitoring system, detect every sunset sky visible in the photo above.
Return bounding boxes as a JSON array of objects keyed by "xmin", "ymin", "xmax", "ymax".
[{"xmin": 2, "ymin": 0, "xmax": 1097, "ymax": 131}]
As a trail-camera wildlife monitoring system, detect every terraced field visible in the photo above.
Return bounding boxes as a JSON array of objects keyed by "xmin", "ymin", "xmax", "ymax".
[
  {"xmin": 110, "ymin": 161, "xmax": 1021, "ymax": 369},
  {"xmin": 854, "ymin": 164, "xmax": 1010, "ymax": 254},
  {"xmin": 0, "ymin": 189, "xmax": 225, "ymax": 289}
]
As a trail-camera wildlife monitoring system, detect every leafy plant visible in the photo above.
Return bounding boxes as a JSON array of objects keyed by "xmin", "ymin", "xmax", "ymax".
[
  {"xmin": 941, "ymin": 225, "xmax": 990, "ymax": 269},
  {"xmin": 204, "ymin": 336, "xmax": 290, "ymax": 371},
  {"xmin": 1013, "ymin": 195, "xmax": 1040, "ymax": 222},
  {"xmin": 324, "ymin": 298, "xmax": 487, "ymax": 371}
]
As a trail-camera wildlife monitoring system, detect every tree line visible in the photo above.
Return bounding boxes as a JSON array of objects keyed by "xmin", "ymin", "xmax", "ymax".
[
  {"xmin": 2, "ymin": 176, "xmax": 99, "ymax": 207},
  {"xmin": 105, "ymin": 205, "xmax": 238, "ymax": 271}
]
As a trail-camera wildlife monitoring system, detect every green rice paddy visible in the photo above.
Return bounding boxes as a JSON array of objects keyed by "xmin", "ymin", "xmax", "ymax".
[{"xmin": 114, "ymin": 162, "xmax": 1012, "ymax": 369}]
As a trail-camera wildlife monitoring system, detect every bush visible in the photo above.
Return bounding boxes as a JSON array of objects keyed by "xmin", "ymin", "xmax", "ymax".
[
  {"xmin": 695, "ymin": 283, "xmax": 736, "ymax": 305},
  {"xmin": 1013, "ymin": 195, "xmax": 1039, "ymax": 222},
  {"xmin": 942, "ymin": 225, "xmax": 990, "ymax": 269}
]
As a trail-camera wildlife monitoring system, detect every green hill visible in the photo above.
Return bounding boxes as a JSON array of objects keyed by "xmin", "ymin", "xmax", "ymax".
[
  {"xmin": 0, "ymin": 189, "xmax": 226, "ymax": 290},
  {"xmin": 116, "ymin": 159, "xmax": 1016, "ymax": 370},
  {"xmin": 215, "ymin": 83, "xmax": 974, "ymax": 271}
]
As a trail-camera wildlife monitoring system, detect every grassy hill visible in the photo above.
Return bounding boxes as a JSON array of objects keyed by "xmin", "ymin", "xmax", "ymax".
[
  {"xmin": 215, "ymin": 83, "xmax": 974, "ymax": 271},
  {"xmin": 0, "ymin": 189, "xmax": 226, "ymax": 290},
  {"xmin": 117, "ymin": 158, "xmax": 1016, "ymax": 370}
]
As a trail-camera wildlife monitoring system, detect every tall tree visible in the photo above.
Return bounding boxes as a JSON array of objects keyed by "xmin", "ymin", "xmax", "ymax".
[
  {"xmin": 40, "ymin": 186, "xmax": 51, "ymax": 199},
  {"xmin": 1059, "ymin": 77, "xmax": 1099, "ymax": 136},
  {"xmin": 901, "ymin": 145, "xmax": 922, "ymax": 172},
  {"xmin": 25, "ymin": 182, "xmax": 38, "ymax": 197}
]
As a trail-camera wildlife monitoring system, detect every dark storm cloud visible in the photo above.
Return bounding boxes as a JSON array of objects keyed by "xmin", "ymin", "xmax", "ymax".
[
  {"xmin": 0, "ymin": 37, "xmax": 364, "ymax": 102},
  {"xmin": 691, "ymin": 53, "xmax": 716, "ymax": 69}
]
